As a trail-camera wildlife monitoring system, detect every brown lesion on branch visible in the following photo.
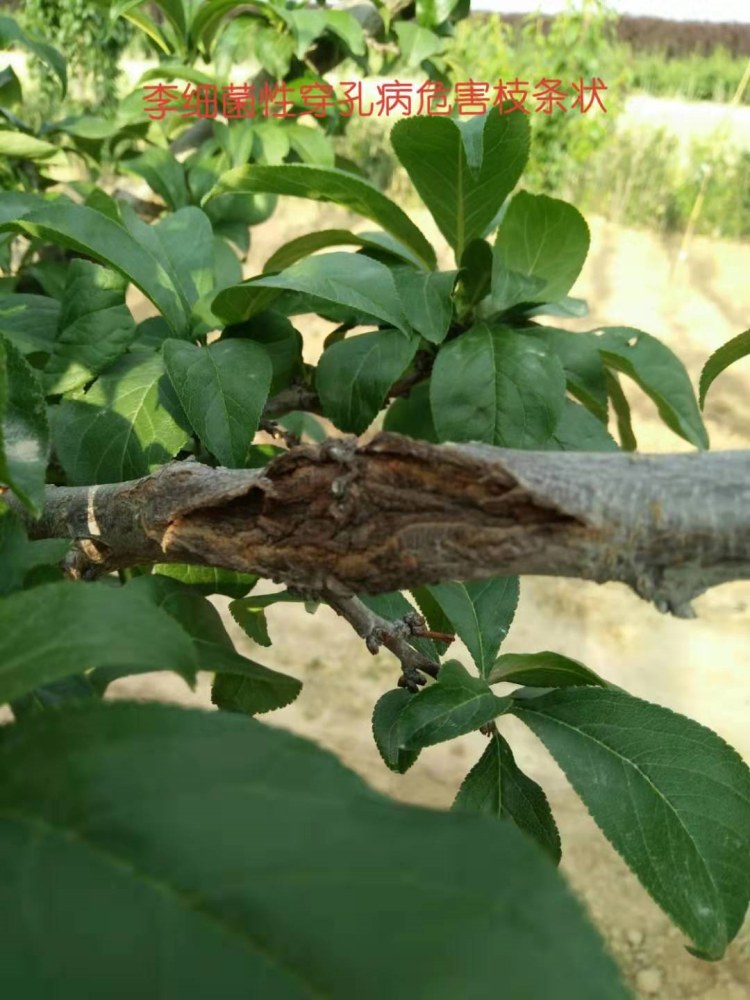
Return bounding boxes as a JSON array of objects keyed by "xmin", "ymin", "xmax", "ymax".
[
  {"xmin": 160, "ymin": 434, "xmax": 582, "ymax": 600},
  {"xmin": 12, "ymin": 434, "xmax": 750, "ymax": 622}
]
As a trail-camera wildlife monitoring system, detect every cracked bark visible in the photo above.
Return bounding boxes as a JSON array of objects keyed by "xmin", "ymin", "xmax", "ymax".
[{"xmin": 11, "ymin": 433, "xmax": 750, "ymax": 619}]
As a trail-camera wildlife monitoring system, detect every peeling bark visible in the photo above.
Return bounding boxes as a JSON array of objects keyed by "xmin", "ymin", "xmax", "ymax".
[{"xmin": 12, "ymin": 433, "xmax": 750, "ymax": 617}]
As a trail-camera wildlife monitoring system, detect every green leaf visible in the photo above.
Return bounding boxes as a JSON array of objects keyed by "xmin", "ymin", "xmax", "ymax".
[
  {"xmin": 489, "ymin": 652, "xmax": 608, "ymax": 688},
  {"xmin": 454, "ymin": 730, "xmax": 561, "ymax": 863},
  {"xmin": 189, "ymin": 0, "xmax": 247, "ymax": 53},
  {"xmin": 53, "ymin": 352, "xmax": 191, "ymax": 485},
  {"xmin": 275, "ymin": 7, "xmax": 327, "ymax": 58},
  {"xmin": 372, "ymin": 689, "xmax": 421, "ymax": 774},
  {"xmin": 264, "ymin": 229, "xmax": 421, "ymax": 273},
  {"xmin": 202, "ymin": 164, "xmax": 437, "ymax": 269},
  {"xmin": 0, "ymin": 503, "xmax": 31, "ymax": 596},
  {"xmin": 229, "ymin": 590, "xmax": 306, "ymax": 647},
  {"xmin": 0, "ymin": 64, "xmax": 22, "ymax": 107},
  {"xmin": 247, "ymin": 442, "xmax": 285, "ymax": 467},
  {"xmin": 213, "ymin": 235, "xmax": 243, "ymax": 290},
  {"xmin": 117, "ymin": 5, "xmax": 171, "ymax": 53},
  {"xmin": 513, "ymin": 687, "xmax": 750, "ymax": 960},
  {"xmin": 0, "ymin": 336, "xmax": 49, "ymax": 515},
  {"xmin": 11, "ymin": 673, "xmax": 99, "ymax": 720},
  {"xmin": 409, "ymin": 585, "xmax": 454, "ymax": 656},
  {"xmin": 383, "ymin": 381, "xmax": 438, "ymax": 443},
  {"xmin": 596, "ymin": 326, "xmax": 708, "ymax": 450},
  {"xmin": 153, "ymin": 207, "xmax": 216, "ymax": 311},
  {"xmin": 492, "ymin": 193, "xmax": 590, "ymax": 309},
  {"xmin": 43, "ymin": 261, "xmax": 136, "ymax": 395},
  {"xmin": 278, "ymin": 410, "xmax": 327, "ymax": 443},
  {"xmin": 130, "ymin": 316, "xmax": 171, "ymax": 353},
  {"xmin": 211, "ymin": 660, "xmax": 303, "ymax": 716},
  {"xmin": 543, "ymin": 399, "xmax": 619, "ymax": 452},
  {"xmin": 204, "ymin": 187, "xmax": 277, "ymax": 236},
  {"xmin": 316, "ymin": 328, "xmax": 418, "ymax": 435},
  {"xmin": 254, "ymin": 25, "xmax": 295, "ymax": 78},
  {"xmin": 231, "ymin": 605, "xmax": 270, "ymax": 646},
  {"xmin": 285, "ymin": 123, "xmax": 335, "ymax": 168},
  {"xmin": 154, "ymin": 564, "xmax": 257, "ymax": 598},
  {"xmin": 394, "ymin": 21, "xmax": 447, "ymax": 67},
  {"xmin": 114, "ymin": 575, "xmax": 299, "ymax": 714},
  {"xmin": 0, "ymin": 580, "xmax": 198, "ymax": 705},
  {"xmin": 0, "ymin": 503, "xmax": 68, "ymax": 596},
  {"xmin": 416, "ymin": 0, "xmax": 461, "ymax": 27},
  {"xmin": 457, "ymin": 237, "xmax": 493, "ymax": 310},
  {"xmin": 431, "ymin": 324, "xmax": 566, "ymax": 448},
  {"xmin": 0, "ymin": 190, "xmax": 47, "ymax": 228},
  {"xmin": 222, "ymin": 311, "xmax": 303, "ymax": 395},
  {"xmin": 0, "ymin": 293, "xmax": 60, "ymax": 356},
  {"xmin": 0, "ymin": 204, "xmax": 190, "ymax": 336},
  {"xmin": 0, "ymin": 699, "xmax": 630, "ymax": 998},
  {"xmin": 85, "ymin": 188, "xmax": 123, "ymax": 224},
  {"xmin": 605, "ymin": 369, "xmax": 637, "ymax": 452},
  {"xmin": 163, "ymin": 338, "xmax": 272, "ymax": 468},
  {"xmin": 322, "ymin": 9, "xmax": 366, "ymax": 55},
  {"xmin": 124, "ymin": 575, "xmax": 222, "ymax": 642},
  {"xmin": 526, "ymin": 327, "xmax": 608, "ymax": 423},
  {"xmin": 525, "ymin": 296, "xmax": 589, "ymax": 319},
  {"xmin": 114, "ymin": 0, "xmax": 187, "ymax": 43},
  {"xmin": 391, "ymin": 107, "xmax": 530, "ymax": 261},
  {"xmin": 699, "ymin": 329, "xmax": 750, "ymax": 408},
  {"xmin": 248, "ymin": 121, "xmax": 290, "ymax": 166},
  {"xmin": 229, "ymin": 590, "xmax": 305, "ymax": 647},
  {"xmin": 488, "ymin": 260, "xmax": 545, "ymax": 315},
  {"xmin": 425, "ymin": 577, "xmax": 519, "ymax": 677},
  {"xmin": 135, "ymin": 63, "xmax": 216, "ymax": 87},
  {"xmin": 396, "ymin": 660, "xmax": 512, "ymax": 750},
  {"xmin": 123, "ymin": 146, "xmax": 189, "ymax": 211},
  {"xmin": 215, "ymin": 253, "xmax": 413, "ymax": 334},
  {"xmin": 392, "ymin": 267, "xmax": 456, "ymax": 345},
  {"xmin": 0, "ymin": 130, "xmax": 59, "ymax": 160},
  {"xmin": 0, "ymin": 15, "xmax": 67, "ymax": 95}
]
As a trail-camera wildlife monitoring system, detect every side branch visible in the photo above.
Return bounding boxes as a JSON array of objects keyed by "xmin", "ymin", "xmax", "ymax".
[
  {"xmin": 13, "ymin": 434, "xmax": 750, "ymax": 616},
  {"xmin": 326, "ymin": 595, "xmax": 442, "ymax": 690}
]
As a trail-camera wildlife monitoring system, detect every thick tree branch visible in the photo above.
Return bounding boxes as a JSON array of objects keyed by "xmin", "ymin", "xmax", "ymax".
[{"xmin": 12, "ymin": 434, "xmax": 750, "ymax": 617}]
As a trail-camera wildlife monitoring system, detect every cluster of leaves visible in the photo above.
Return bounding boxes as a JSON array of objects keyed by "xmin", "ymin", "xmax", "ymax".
[
  {"xmin": 1, "ymin": 17, "xmax": 750, "ymax": 993},
  {"xmin": 0, "ymin": 1, "xmax": 470, "ymax": 265},
  {"xmin": 21, "ymin": 0, "xmax": 132, "ymax": 111}
]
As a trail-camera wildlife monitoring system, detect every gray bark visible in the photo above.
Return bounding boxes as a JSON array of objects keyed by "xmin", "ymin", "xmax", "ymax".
[{"xmin": 12, "ymin": 433, "xmax": 750, "ymax": 618}]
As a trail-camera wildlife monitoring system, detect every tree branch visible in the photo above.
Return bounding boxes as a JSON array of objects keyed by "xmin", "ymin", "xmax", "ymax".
[
  {"xmin": 326, "ymin": 595, "xmax": 440, "ymax": 690},
  {"xmin": 11, "ymin": 434, "xmax": 750, "ymax": 617}
]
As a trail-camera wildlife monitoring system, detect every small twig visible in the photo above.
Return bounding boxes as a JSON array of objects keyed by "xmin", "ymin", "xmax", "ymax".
[
  {"xmin": 259, "ymin": 417, "xmax": 301, "ymax": 450},
  {"xmin": 402, "ymin": 610, "xmax": 455, "ymax": 645},
  {"xmin": 421, "ymin": 630, "xmax": 455, "ymax": 644},
  {"xmin": 326, "ymin": 595, "xmax": 440, "ymax": 692},
  {"xmin": 387, "ymin": 350, "xmax": 435, "ymax": 404}
]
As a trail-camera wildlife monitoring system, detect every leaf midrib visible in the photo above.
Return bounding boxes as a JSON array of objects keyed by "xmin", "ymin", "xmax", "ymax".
[
  {"xmin": 2, "ymin": 806, "xmax": 330, "ymax": 999},
  {"xmin": 517, "ymin": 705, "xmax": 726, "ymax": 937}
]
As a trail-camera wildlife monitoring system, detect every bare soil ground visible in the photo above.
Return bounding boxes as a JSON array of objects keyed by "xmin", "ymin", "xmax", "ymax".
[{"xmin": 118, "ymin": 201, "xmax": 750, "ymax": 997}]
